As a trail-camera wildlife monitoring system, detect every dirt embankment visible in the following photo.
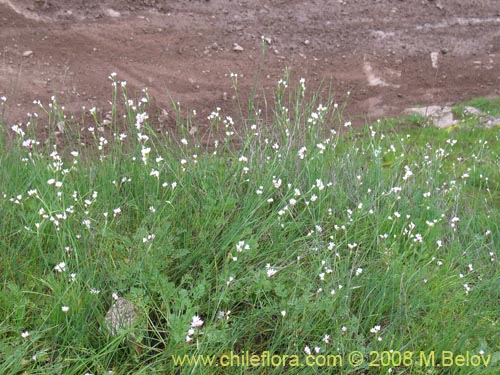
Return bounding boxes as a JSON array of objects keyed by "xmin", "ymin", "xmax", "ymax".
[{"xmin": 1, "ymin": 0, "xmax": 500, "ymax": 127}]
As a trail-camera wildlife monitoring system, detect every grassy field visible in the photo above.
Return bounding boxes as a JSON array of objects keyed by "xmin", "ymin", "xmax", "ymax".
[{"xmin": 0, "ymin": 75, "xmax": 499, "ymax": 374}]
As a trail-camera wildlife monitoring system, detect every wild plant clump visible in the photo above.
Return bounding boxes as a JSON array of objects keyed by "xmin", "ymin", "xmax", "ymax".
[{"xmin": 0, "ymin": 73, "xmax": 499, "ymax": 374}]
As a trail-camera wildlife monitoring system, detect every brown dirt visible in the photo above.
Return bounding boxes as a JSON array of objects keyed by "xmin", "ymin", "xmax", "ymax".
[{"xmin": 1, "ymin": 0, "xmax": 500, "ymax": 128}]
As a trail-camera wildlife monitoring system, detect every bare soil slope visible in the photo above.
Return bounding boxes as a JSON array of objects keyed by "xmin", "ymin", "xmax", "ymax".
[{"xmin": 1, "ymin": 0, "xmax": 500, "ymax": 126}]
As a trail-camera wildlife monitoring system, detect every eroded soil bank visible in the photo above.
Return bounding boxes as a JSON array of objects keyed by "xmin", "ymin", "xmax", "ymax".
[{"xmin": 1, "ymin": 0, "xmax": 499, "ymax": 127}]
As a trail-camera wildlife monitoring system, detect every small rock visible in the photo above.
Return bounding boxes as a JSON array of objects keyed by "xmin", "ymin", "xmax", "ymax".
[
  {"xmin": 262, "ymin": 36, "xmax": 272, "ymax": 45},
  {"xmin": 104, "ymin": 297, "xmax": 144, "ymax": 355},
  {"xmin": 22, "ymin": 50, "xmax": 33, "ymax": 57},
  {"xmin": 463, "ymin": 106, "xmax": 485, "ymax": 116},
  {"xmin": 158, "ymin": 108, "xmax": 169, "ymax": 124},
  {"xmin": 222, "ymin": 92, "xmax": 228, "ymax": 101},
  {"xmin": 440, "ymin": 47, "xmax": 448, "ymax": 55},
  {"xmin": 405, "ymin": 106, "xmax": 455, "ymax": 128},
  {"xmin": 56, "ymin": 121, "xmax": 64, "ymax": 134},
  {"xmin": 303, "ymin": 39, "xmax": 310, "ymax": 46},
  {"xmin": 486, "ymin": 118, "xmax": 500, "ymax": 128},
  {"xmin": 430, "ymin": 52, "xmax": 439, "ymax": 69},
  {"xmin": 104, "ymin": 297, "xmax": 138, "ymax": 337},
  {"xmin": 233, "ymin": 43, "xmax": 244, "ymax": 52},
  {"xmin": 105, "ymin": 8, "xmax": 121, "ymax": 18}
]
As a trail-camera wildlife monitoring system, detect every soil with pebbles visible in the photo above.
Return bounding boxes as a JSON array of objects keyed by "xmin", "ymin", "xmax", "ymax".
[{"xmin": 1, "ymin": 0, "xmax": 500, "ymax": 127}]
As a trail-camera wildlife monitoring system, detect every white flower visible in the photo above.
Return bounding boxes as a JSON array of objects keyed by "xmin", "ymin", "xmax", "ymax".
[
  {"xmin": 236, "ymin": 241, "xmax": 250, "ymax": 252},
  {"xmin": 304, "ymin": 346, "xmax": 311, "ymax": 355},
  {"xmin": 298, "ymin": 147, "xmax": 307, "ymax": 159},
  {"xmin": 61, "ymin": 306, "xmax": 69, "ymax": 313},
  {"xmin": 316, "ymin": 179, "xmax": 325, "ymax": 191},
  {"xmin": 402, "ymin": 166, "xmax": 413, "ymax": 181},
  {"xmin": 464, "ymin": 283, "xmax": 471, "ymax": 294},
  {"xmin": 54, "ymin": 262, "xmax": 66, "ymax": 273},
  {"xmin": 355, "ymin": 268, "xmax": 363, "ymax": 276},
  {"xmin": 280, "ymin": 310, "xmax": 286, "ymax": 317},
  {"xmin": 266, "ymin": 264, "xmax": 277, "ymax": 277},
  {"xmin": 370, "ymin": 325, "xmax": 381, "ymax": 334},
  {"xmin": 21, "ymin": 330, "xmax": 30, "ymax": 339},
  {"xmin": 191, "ymin": 315, "xmax": 204, "ymax": 328}
]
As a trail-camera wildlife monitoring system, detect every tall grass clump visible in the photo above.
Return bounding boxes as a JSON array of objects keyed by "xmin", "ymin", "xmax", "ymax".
[{"xmin": 0, "ymin": 74, "xmax": 499, "ymax": 374}]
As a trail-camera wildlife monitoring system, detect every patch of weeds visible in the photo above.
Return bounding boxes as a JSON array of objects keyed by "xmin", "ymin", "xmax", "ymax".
[{"xmin": 1, "ymin": 77, "xmax": 499, "ymax": 374}]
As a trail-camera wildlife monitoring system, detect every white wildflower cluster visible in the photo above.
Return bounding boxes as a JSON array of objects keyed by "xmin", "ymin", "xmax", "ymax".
[
  {"xmin": 223, "ymin": 116, "xmax": 235, "ymax": 137},
  {"xmin": 304, "ymin": 345, "xmax": 322, "ymax": 355},
  {"xmin": 450, "ymin": 216, "xmax": 460, "ymax": 230},
  {"xmin": 266, "ymin": 264, "xmax": 277, "ymax": 277},
  {"xmin": 277, "ymin": 79, "xmax": 288, "ymax": 89},
  {"xmin": 307, "ymin": 103, "xmax": 328, "ymax": 127},
  {"xmin": 370, "ymin": 325, "xmax": 383, "ymax": 341},
  {"xmin": 217, "ymin": 310, "xmax": 231, "ymax": 320},
  {"xmin": 207, "ymin": 107, "xmax": 221, "ymax": 121},
  {"xmin": 141, "ymin": 146, "xmax": 151, "ymax": 165},
  {"xmin": 54, "ymin": 262, "xmax": 66, "ymax": 273},
  {"xmin": 142, "ymin": 233, "xmax": 155, "ymax": 243},
  {"xmin": 299, "ymin": 77, "xmax": 306, "ymax": 93},
  {"xmin": 186, "ymin": 315, "xmax": 204, "ymax": 343},
  {"xmin": 236, "ymin": 240, "xmax": 250, "ymax": 253},
  {"xmin": 298, "ymin": 146, "xmax": 307, "ymax": 160},
  {"xmin": 402, "ymin": 165, "xmax": 413, "ymax": 181}
]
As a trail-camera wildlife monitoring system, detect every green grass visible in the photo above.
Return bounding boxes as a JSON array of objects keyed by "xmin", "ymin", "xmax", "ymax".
[
  {"xmin": 453, "ymin": 97, "xmax": 500, "ymax": 118},
  {"xmin": 0, "ymin": 77, "xmax": 499, "ymax": 374}
]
